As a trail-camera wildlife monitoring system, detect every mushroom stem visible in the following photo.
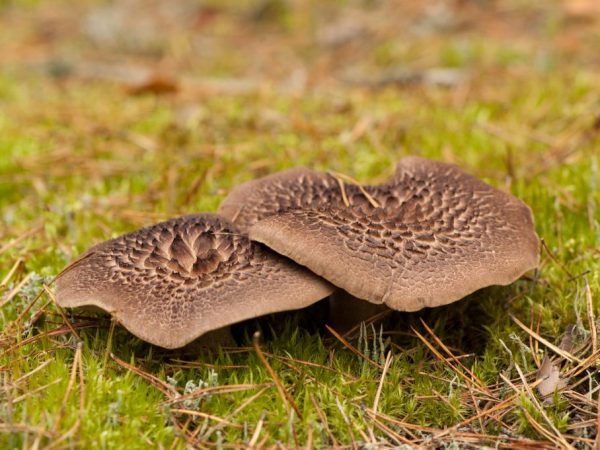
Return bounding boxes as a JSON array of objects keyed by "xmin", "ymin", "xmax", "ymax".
[
  {"xmin": 328, "ymin": 291, "xmax": 389, "ymax": 333},
  {"xmin": 183, "ymin": 326, "xmax": 235, "ymax": 350}
]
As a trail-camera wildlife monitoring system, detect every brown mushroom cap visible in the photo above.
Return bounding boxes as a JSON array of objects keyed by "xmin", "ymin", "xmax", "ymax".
[
  {"xmin": 218, "ymin": 167, "xmax": 371, "ymax": 232},
  {"xmin": 55, "ymin": 214, "xmax": 334, "ymax": 348},
  {"xmin": 249, "ymin": 157, "xmax": 539, "ymax": 311}
]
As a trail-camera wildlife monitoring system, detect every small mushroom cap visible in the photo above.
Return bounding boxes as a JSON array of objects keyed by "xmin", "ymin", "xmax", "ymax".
[
  {"xmin": 55, "ymin": 214, "xmax": 334, "ymax": 348},
  {"xmin": 249, "ymin": 157, "xmax": 539, "ymax": 311}
]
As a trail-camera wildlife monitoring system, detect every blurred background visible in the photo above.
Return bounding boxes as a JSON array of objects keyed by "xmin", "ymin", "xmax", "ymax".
[
  {"xmin": 2, "ymin": 0, "xmax": 600, "ymax": 91},
  {"xmin": 2, "ymin": 0, "xmax": 599, "ymax": 238},
  {"xmin": 1, "ymin": 2, "xmax": 600, "ymax": 447}
]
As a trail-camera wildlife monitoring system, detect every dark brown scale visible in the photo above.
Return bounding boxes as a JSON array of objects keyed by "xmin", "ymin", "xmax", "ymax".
[{"xmin": 192, "ymin": 250, "xmax": 222, "ymax": 275}]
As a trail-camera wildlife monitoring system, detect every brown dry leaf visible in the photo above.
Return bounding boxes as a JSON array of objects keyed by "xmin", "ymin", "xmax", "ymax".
[
  {"xmin": 536, "ymin": 356, "xmax": 567, "ymax": 402},
  {"xmin": 536, "ymin": 325, "xmax": 577, "ymax": 403},
  {"xmin": 558, "ymin": 326, "xmax": 576, "ymax": 353},
  {"xmin": 127, "ymin": 73, "xmax": 179, "ymax": 96}
]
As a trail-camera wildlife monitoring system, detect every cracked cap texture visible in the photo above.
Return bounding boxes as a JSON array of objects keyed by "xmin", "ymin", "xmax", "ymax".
[
  {"xmin": 218, "ymin": 167, "xmax": 375, "ymax": 232},
  {"xmin": 55, "ymin": 213, "xmax": 334, "ymax": 348},
  {"xmin": 248, "ymin": 157, "xmax": 539, "ymax": 310}
]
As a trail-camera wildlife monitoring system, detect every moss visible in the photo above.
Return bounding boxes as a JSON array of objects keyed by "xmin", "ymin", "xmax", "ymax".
[{"xmin": 1, "ymin": 0, "xmax": 599, "ymax": 447}]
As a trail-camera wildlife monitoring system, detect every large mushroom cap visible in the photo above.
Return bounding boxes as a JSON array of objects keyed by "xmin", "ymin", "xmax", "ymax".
[
  {"xmin": 249, "ymin": 157, "xmax": 539, "ymax": 311},
  {"xmin": 55, "ymin": 214, "xmax": 334, "ymax": 348}
]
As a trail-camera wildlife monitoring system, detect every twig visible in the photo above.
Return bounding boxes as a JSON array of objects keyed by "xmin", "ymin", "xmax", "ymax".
[
  {"xmin": 372, "ymin": 351, "xmax": 393, "ymax": 414},
  {"xmin": 110, "ymin": 353, "xmax": 179, "ymax": 397},
  {"xmin": 13, "ymin": 287, "xmax": 45, "ymax": 327},
  {"xmin": 0, "ymin": 223, "xmax": 44, "ymax": 255},
  {"xmin": 342, "ymin": 308, "xmax": 392, "ymax": 339},
  {"xmin": 333, "ymin": 175, "xmax": 350, "ymax": 207},
  {"xmin": 515, "ymin": 364, "xmax": 573, "ymax": 448},
  {"xmin": 369, "ymin": 351, "xmax": 393, "ymax": 443},
  {"xmin": 329, "ymin": 171, "xmax": 381, "ymax": 208},
  {"xmin": 419, "ymin": 319, "xmax": 491, "ymax": 394},
  {"xmin": 11, "ymin": 379, "xmax": 62, "ymax": 403},
  {"xmin": 102, "ymin": 317, "xmax": 117, "ymax": 373},
  {"xmin": 326, "ymin": 324, "xmax": 383, "ymax": 369},
  {"xmin": 511, "ymin": 315, "xmax": 582, "ymax": 363},
  {"xmin": 201, "ymin": 385, "xmax": 271, "ymax": 440},
  {"xmin": 44, "ymin": 418, "xmax": 81, "ymax": 450},
  {"xmin": 12, "ymin": 359, "xmax": 52, "ymax": 385},
  {"xmin": 594, "ymin": 391, "xmax": 600, "ymax": 450},
  {"xmin": 584, "ymin": 278, "xmax": 597, "ymax": 354},
  {"xmin": 52, "ymin": 342, "xmax": 83, "ymax": 435},
  {"xmin": 166, "ymin": 384, "xmax": 265, "ymax": 405},
  {"xmin": 412, "ymin": 326, "xmax": 489, "ymax": 396},
  {"xmin": 0, "ymin": 273, "xmax": 32, "ymax": 309},
  {"xmin": 170, "ymin": 409, "xmax": 239, "ymax": 427},
  {"xmin": 248, "ymin": 411, "xmax": 265, "ymax": 447},
  {"xmin": 370, "ymin": 413, "xmax": 413, "ymax": 446},
  {"xmin": 43, "ymin": 285, "xmax": 81, "ymax": 341},
  {"xmin": 309, "ymin": 393, "xmax": 337, "ymax": 447},
  {"xmin": 78, "ymin": 343, "xmax": 86, "ymax": 437},
  {"xmin": 253, "ymin": 332, "xmax": 302, "ymax": 419},
  {"xmin": 0, "ymin": 423, "xmax": 52, "ymax": 437},
  {"xmin": 0, "ymin": 257, "xmax": 23, "ymax": 290},
  {"xmin": 540, "ymin": 238, "xmax": 574, "ymax": 278},
  {"xmin": 335, "ymin": 396, "xmax": 363, "ymax": 445}
]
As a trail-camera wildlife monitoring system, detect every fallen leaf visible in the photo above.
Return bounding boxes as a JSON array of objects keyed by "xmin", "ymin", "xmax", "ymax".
[
  {"xmin": 127, "ymin": 74, "xmax": 179, "ymax": 96},
  {"xmin": 558, "ymin": 324, "xmax": 576, "ymax": 353},
  {"xmin": 536, "ymin": 356, "xmax": 567, "ymax": 402},
  {"xmin": 536, "ymin": 324, "xmax": 577, "ymax": 403}
]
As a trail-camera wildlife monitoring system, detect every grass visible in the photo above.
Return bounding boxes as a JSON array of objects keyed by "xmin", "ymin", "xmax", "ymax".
[{"xmin": 1, "ymin": 0, "xmax": 600, "ymax": 448}]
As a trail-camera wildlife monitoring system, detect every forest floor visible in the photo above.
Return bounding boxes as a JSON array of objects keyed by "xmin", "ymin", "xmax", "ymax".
[{"xmin": 1, "ymin": 0, "xmax": 599, "ymax": 448}]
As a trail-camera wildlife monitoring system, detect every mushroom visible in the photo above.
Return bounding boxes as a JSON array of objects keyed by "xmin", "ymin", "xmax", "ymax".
[
  {"xmin": 232, "ymin": 157, "xmax": 538, "ymax": 311},
  {"xmin": 218, "ymin": 167, "xmax": 343, "ymax": 233},
  {"xmin": 55, "ymin": 213, "xmax": 334, "ymax": 348},
  {"xmin": 218, "ymin": 167, "xmax": 389, "ymax": 329}
]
